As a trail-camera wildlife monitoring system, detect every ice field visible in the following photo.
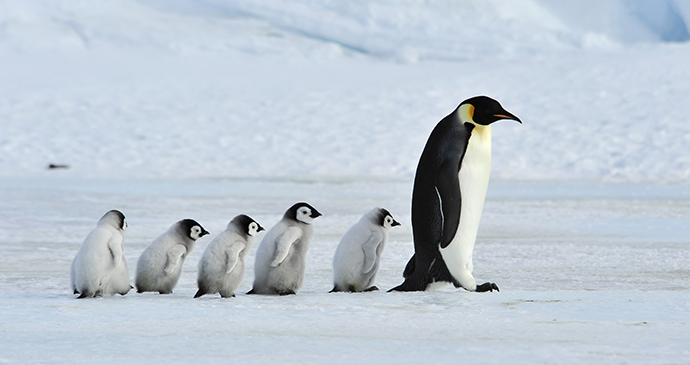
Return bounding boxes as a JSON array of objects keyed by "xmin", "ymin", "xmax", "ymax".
[
  {"xmin": 1, "ymin": 0, "xmax": 690, "ymax": 363},
  {"xmin": 0, "ymin": 178, "xmax": 689, "ymax": 364}
]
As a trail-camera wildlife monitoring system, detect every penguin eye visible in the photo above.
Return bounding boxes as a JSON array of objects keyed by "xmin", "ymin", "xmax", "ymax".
[{"xmin": 250, "ymin": 223, "xmax": 256, "ymax": 231}]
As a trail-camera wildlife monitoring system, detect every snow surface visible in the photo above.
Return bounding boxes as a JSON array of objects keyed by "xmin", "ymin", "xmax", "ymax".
[{"xmin": 1, "ymin": 1, "xmax": 690, "ymax": 364}]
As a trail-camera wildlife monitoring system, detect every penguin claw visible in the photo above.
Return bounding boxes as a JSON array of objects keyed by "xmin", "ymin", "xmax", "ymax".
[{"xmin": 476, "ymin": 282, "xmax": 500, "ymax": 292}]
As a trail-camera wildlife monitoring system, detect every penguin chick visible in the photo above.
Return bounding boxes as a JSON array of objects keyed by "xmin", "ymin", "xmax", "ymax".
[
  {"xmin": 331, "ymin": 208, "xmax": 400, "ymax": 293},
  {"xmin": 248, "ymin": 202, "xmax": 321, "ymax": 295},
  {"xmin": 135, "ymin": 219, "xmax": 209, "ymax": 294},
  {"xmin": 195, "ymin": 215, "xmax": 264, "ymax": 298},
  {"xmin": 70, "ymin": 210, "xmax": 131, "ymax": 299}
]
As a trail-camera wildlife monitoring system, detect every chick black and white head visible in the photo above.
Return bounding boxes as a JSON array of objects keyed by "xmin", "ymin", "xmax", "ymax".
[
  {"xmin": 99, "ymin": 210, "xmax": 127, "ymax": 231},
  {"xmin": 374, "ymin": 208, "xmax": 401, "ymax": 230},
  {"xmin": 231, "ymin": 214, "xmax": 265, "ymax": 237},
  {"xmin": 285, "ymin": 202, "xmax": 322, "ymax": 224},
  {"xmin": 178, "ymin": 219, "xmax": 210, "ymax": 241},
  {"xmin": 457, "ymin": 95, "xmax": 522, "ymax": 127}
]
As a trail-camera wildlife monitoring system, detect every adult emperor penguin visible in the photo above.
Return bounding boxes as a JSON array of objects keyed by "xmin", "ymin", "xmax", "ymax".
[
  {"xmin": 195, "ymin": 215, "xmax": 264, "ymax": 298},
  {"xmin": 331, "ymin": 208, "xmax": 400, "ymax": 292},
  {"xmin": 135, "ymin": 219, "xmax": 209, "ymax": 294},
  {"xmin": 390, "ymin": 96, "xmax": 521, "ymax": 292},
  {"xmin": 247, "ymin": 202, "xmax": 321, "ymax": 295},
  {"xmin": 70, "ymin": 210, "xmax": 131, "ymax": 298}
]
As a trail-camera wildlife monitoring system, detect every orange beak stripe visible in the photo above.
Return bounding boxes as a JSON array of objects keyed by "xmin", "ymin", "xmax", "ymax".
[{"xmin": 493, "ymin": 114, "xmax": 514, "ymax": 119}]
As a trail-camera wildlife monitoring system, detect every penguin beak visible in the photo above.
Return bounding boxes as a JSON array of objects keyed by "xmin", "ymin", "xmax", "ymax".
[
  {"xmin": 201, "ymin": 229, "xmax": 210, "ymax": 237},
  {"xmin": 392, "ymin": 220, "xmax": 401, "ymax": 227},
  {"xmin": 310, "ymin": 210, "xmax": 322, "ymax": 218},
  {"xmin": 493, "ymin": 110, "xmax": 522, "ymax": 124},
  {"xmin": 257, "ymin": 225, "xmax": 265, "ymax": 232}
]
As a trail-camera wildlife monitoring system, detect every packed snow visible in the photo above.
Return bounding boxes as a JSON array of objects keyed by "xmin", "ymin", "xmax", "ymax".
[{"xmin": 1, "ymin": 1, "xmax": 689, "ymax": 364}]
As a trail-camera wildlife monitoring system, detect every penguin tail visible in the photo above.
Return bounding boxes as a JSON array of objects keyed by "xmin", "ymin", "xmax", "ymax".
[
  {"xmin": 476, "ymin": 282, "xmax": 500, "ymax": 292},
  {"xmin": 388, "ymin": 279, "xmax": 423, "ymax": 292},
  {"xmin": 388, "ymin": 253, "xmax": 427, "ymax": 292},
  {"xmin": 389, "ymin": 251, "xmax": 459, "ymax": 292},
  {"xmin": 329, "ymin": 286, "xmax": 340, "ymax": 293},
  {"xmin": 402, "ymin": 254, "xmax": 416, "ymax": 278}
]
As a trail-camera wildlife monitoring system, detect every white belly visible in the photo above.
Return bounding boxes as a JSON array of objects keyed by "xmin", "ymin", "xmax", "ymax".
[{"xmin": 439, "ymin": 125, "xmax": 492, "ymax": 291}]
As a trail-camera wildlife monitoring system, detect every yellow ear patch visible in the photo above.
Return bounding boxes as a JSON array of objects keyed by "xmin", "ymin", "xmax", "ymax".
[{"xmin": 468, "ymin": 105, "xmax": 475, "ymax": 120}]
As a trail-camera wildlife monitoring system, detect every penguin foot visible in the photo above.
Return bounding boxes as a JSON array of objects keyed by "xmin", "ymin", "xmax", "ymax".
[
  {"xmin": 329, "ymin": 286, "xmax": 341, "ymax": 293},
  {"xmin": 193, "ymin": 290, "xmax": 205, "ymax": 298},
  {"xmin": 364, "ymin": 286, "xmax": 379, "ymax": 292},
  {"xmin": 246, "ymin": 289, "xmax": 256, "ymax": 295},
  {"xmin": 277, "ymin": 290, "xmax": 296, "ymax": 296},
  {"xmin": 476, "ymin": 282, "xmax": 499, "ymax": 292},
  {"xmin": 220, "ymin": 293, "xmax": 236, "ymax": 298}
]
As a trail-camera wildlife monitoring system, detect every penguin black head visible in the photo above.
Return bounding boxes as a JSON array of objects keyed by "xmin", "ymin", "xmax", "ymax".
[
  {"xmin": 376, "ymin": 208, "xmax": 401, "ymax": 229},
  {"xmin": 285, "ymin": 202, "xmax": 322, "ymax": 224},
  {"xmin": 458, "ymin": 96, "xmax": 522, "ymax": 126},
  {"xmin": 232, "ymin": 214, "xmax": 265, "ymax": 237},
  {"xmin": 100, "ymin": 210, "xmax": 127, "ymax": 231},
  {"xmin": 178, "ymin": 219, "xmax": 210, "ymax": 241}
]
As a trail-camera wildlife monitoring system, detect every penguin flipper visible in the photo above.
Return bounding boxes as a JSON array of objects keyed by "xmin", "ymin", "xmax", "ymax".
[
  {"xmin": 224, "ymin": 246, "xmax": 241, "ymax": 275},
  {"xmin": 361, "ymin": 231, "xmax": 383, "ymax": 274},
  {"xmin": 435, "ymin": 160, "xmax": 463, "ymax": 249},
  {"xmin": 107, "ymin": 234, "xmax": 124, "ymax": 267},
  {"xmin": 164, "ymin": 245, "xmax": 186, "ymax": 275},
  {"xmin": 270, "ymin": 227, "xmax": 301, "ymax": 267}
]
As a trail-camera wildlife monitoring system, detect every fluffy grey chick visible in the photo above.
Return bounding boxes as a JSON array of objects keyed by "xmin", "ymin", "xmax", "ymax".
[{"xmin": 195, "ymin": 215, "xmax": 264, "ymax": 298}]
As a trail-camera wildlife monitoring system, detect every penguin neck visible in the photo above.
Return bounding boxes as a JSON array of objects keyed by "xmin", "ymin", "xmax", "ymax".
[
  {"xmin": 470, "ymin": 124, "xmax": 492, "ymax": 148},
  {"xmin": 457, "ymin": 103, "xmax": 493, "ymax": 147}
]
